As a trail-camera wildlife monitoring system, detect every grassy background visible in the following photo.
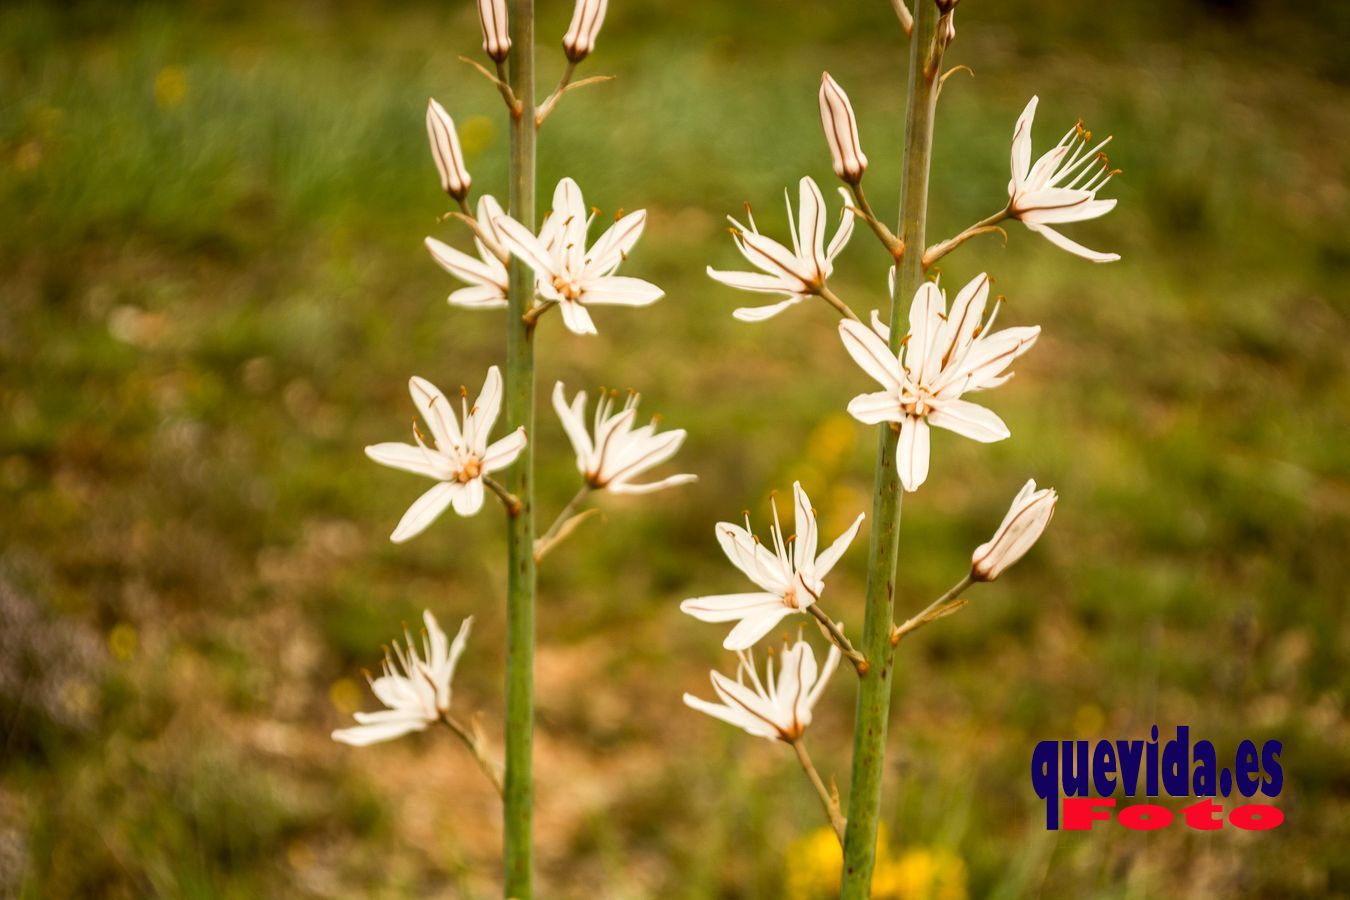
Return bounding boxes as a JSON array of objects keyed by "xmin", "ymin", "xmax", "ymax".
[{"xmin": 1, "ymin": 0, "xmax": 1347, "ymax": 896}]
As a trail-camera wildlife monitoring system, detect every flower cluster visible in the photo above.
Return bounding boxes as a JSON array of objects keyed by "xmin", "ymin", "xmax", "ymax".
[
  {"xmin": 684, "ymin": 16, "xmax": 1102, "ymax": 858},
  {"xmin": 340, "ymin": 0, "xmax": 692, "ymax": 779}
]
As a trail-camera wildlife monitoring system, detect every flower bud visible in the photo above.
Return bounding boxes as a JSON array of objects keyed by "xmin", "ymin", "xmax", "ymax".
[
  {"xmin": 971, "ymin": 480, "xmax": 1056, "ymax": 581},
  {"xmin": 562, "ymin": 0, "xmax": 608, "ymax": 63},
  {"xmin": 426, "ymin": 98, "xmax": 471, "ymax": 201},
  {"xmin": 476, "ymin": 0, "xmax": 511, "ymax": 63},
  {"xmin": 819, "ymin": 73, "xmax": 868, "ymax": 184}
]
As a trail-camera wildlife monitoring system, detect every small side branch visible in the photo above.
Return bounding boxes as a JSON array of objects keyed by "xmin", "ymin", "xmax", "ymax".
[
  {"xmin": 484, "ymin": 476, "xmax": 523, "ymax": 517},
  {"xmin": 521, "ymin": 298, "xmax": 557, "ymax": 328},
  {"xmin": 534, "ymin": 485, "xmax": 597, "ymax": 562},
  {"xmin": 442, "ymin": 713, "xmax": 505, "ymax": 796},
  {"xmin": 536, "ymin": 62, "xmax": 614, "ymax": 127},
  {"xmin": 808, "ymin": 603, "xmax": 868, "ymax": 674},
  {"xmin": 891, "ymin": 573, "xmax": 975, "ymax": 644},
  {"xmin": 793, "ymin": 738, "xmax": 847, "ymax": 844},
  {"xmin": 817, "ymin": 284, "xmax": 862, "ymax": 323},
  {"xmin": 848, "ymin": 184, "xmax": 904, "ymax": 261},
  {"xmin": 446, "ymin": 205, "xmax": 510, "ymax": 264},
  {"xmin": 458, "ymin": 56, "xmax": 521, "ymax": 115},
  {"xmin": 922, "ymin": 209, "xmax": 1008, "ymax": 270}
]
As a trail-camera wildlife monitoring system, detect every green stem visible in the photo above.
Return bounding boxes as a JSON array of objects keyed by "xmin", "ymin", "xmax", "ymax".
[
  {"xmin": 503, "ymin": 0, "xmax": 536, "ymax": 895},
  {"xmin": 839, "ymin": 1, "xmax": 945, "ymax": 895}
]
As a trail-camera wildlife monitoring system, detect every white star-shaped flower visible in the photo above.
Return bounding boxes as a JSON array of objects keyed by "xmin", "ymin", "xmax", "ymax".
[
  {"xmin": 492, "ymin": 177, "xmax": 663, "ymax": 335},
  {"xmin": 839, "ymin": 273, "xmax": 1039, "ymax": 492},
  {"xmin": 553, "ymin": 382, "xmax": 696, "ymax": 495},
  {"xmin": 683, "ymin": 635, "xmax": 840, "ymax": 743},
  {"xmin": 332, "ymin": 611, "xmax": 472, "ymax": 747},
  {"xmin": 1008, "ymin": 95, "xmax": 1119, "ymax": 263},
  {"xmin": 366, "ymin": 367, "xmax": 527, "ymax": 542},
  {"xmin": 708, "ymin": 176, "xmax": 855, "ymax": 322},
  {"xmin": 681, "ymin": 482, "xmax": 863, "ymax": 650},
  {"xmin": 424, "ymin": 194, "xmax": 510, "ymax": 309}
]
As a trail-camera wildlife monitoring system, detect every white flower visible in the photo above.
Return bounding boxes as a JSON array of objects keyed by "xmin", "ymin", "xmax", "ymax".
[
  {"xmin": 492, "ymin": 177, "xmax": 663, "ymax": 335},
  {"xmin": 707, "ymin": 176, "xmax": 855, "ymax": 322},
  {"xmin": 476, "ymin": 0, "xmax": 511, "ymax": 63},
  {"xmin": 425, "ymin": 195, "xmax": 509, "ymax": 309},
  {"xmin": 681, "ymin": 482, "xmax": 863, "ymax": 650},
  {"xmin": 1007, "ymin": 96, "xmax": 1119, "ymax": 263},
  {"xmin": 332, "ymin": 611, "xmax": 472, "ymax": 747},
  {"xmin": 819, "ymin": 73, "xmax": 868, "ymax": 184},
  {"xmin": 366, "ymin": 367, "xmax": 527, "ymax": 542},
  {"xmin": 426, "ymin": 98, "xmax": 471, "ymax": 201},
  {"xmin": 683, "ymin": 635, "xmax": 840, "ymax": 743},
  {"xmin": 839, "ymin": 273, "xmax": 1039, "ymax": 492},
  {"xmin": 553, "ymin": 382, "xmax": 697, "ymax": 494},
  {"xmin": 972, "ymin": 479, "xmax": 1057, "ymax": 581},
  {"xmin": 562, "ymin": 0, "xmax": 608, "ymax": 63}
]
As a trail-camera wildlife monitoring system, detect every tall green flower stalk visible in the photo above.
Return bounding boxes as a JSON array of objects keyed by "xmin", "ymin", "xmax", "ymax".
[
  {"xmin": 840, "ymin": 1, "xmax": 943, "ymax": 891},
  {"xmin": 502, "ymin": 0, "xmax": 537, "ymax": 893},
  {"xmin": 332, "ymin": 1, "xmax": 691, "ymax": 897},
  {"xmin": 692, "ymin": 1, "xmax": 1118, "ymax": 896}
]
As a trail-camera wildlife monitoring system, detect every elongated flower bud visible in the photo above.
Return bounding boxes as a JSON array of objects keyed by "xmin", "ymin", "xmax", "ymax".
[
  {"xmin": 426, "ymin": 98, "xmax": 471, "ymax": 201},
  {"xmin": 819, "ymin": 73, "xmax": 868, "ymax": 184},
  {"xmin": 476, "ymin": 0, "xmax": 511, "ymax": 63},
  {"xmin": 562, "ymin": 0, "xmax": 608, "ymax": 63},
  {"xmin": 971, "ymin": 480, "xmax": 1056, "ymax": 581}
]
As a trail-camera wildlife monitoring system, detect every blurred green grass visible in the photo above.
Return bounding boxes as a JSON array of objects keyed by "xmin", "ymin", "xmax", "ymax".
[{"xmin": 1, "ymin": 0, "xmax": 1347, "ymax": 897}]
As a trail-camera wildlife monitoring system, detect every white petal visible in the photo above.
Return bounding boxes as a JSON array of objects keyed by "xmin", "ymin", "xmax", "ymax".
[
  {"xmin": 602, "ymin": 428, "xmax": 685, "ymax": 485},
  {"xmin": 607, "ymin": 473, "xmax": 698, "ymax": 495},
  {"xmin": 464, "ymin": 365, "xmax": 503, "ymax": 452},
  {"xmin": 391, "ymin": 482, "xmax": 459, "ymax": 542},
  {"xmin": 449, "ymin": 284, "xmax": 508, "ymax": 308},
  {"xmin": 683, "ymin": 693, "xmax": 776, "ymax": 740},
  {"xmin": 707, "ymin": 266, "xmax": 798, "ymax": 296},
  {"xmin": 805, "ymin": 643, "xmax": 842, "ymax": 710},
  {"xmin": 679, "ymin": 592, "xmax": 784, "ymax": 623},
  {"xmin": 450, "ymin": 477, "xmax": 485, "ymax": 516},
  {"xmin": 724, "ymin": 606, "xmax": 796, "ymax": 650},
  {"xmin": 792, "ymin": 482, "xmax": 818, "ymax": 568},
  {"xmin": 424, "ymin": 236, "xmax": 502, "ymax": 287},
  {"xmin": 940, "ymin": 272, "xmax": 991, "ymax": 365},
  {"xmin": 796, "ymin": 177, "xmax": 828, "ymax": 279},
  {"xmin": 581, "ymin": 275, "xmax": 664, "ymax": 307},
  {"xmin": 1024, "ymin": 222, "xmax": 1120, "ymax": 263},
  {"xmin": 897, "ymin": 416, "xmax": 930, "ymax": 492},
  {"xmin": 409, "ymin": 376, "xmax": 462, "ymax": 450},
  {"xmin": 365, "ymin": 442, "xmax": 448, "ymax": 480},
  {"xmin": 732, "ymin": 295, "xmax": 807, "ymax": 322},
  {"xmin": 813, "ymin": 512, "xmax": 864, "ymax": 579},
  {"xmin": 927, "ymin": 399, "xmax": 1010, "ymax": 443},
  {"xmin": 715, "ymin": 522, "xmax": 790, "ymax": 594},
  {"xmin": 586, "ymin": 209, "xmax": 646, "ymax": 275},
  {"xmin": 482, "ymin": 426, "xmax": 527, "ymax": 471},
  {"xmin": 332, "ymin": 717, "xmax": 428, "ymax": 746},
  {"xmin": 839, "ymin": 319, "xmax": 905, "ymax": 393},
  {"xmin": 553, "ymin": 177, "xmax": 588, "ymax": 272},
  {"xmin": 826, "ymin": 187, "xmax": 855, "ymax": 262},
  {"xmin": 736, "ymin": 230, "xmax": 812, "ymax": 285},
  {"xmin": 552, "ymin": 382, "xmax": 594, "ymax": 466},
  {"xmin": 907, "ymin": 281, "xmax": 946, "ymax": 383},
  {"xmin": 559, "ymin": 300, "xmax": 598, "ymax": 335},
  {"xmin": 846, "ymin": 390, "xmax": 903, "ymax": 425},
  {"xmin": 494, "ymin": 214, "xmax": 559, "ymax": 276},
  {"xmin": 1010, "ymin": 96, "xmax": 1039, "ymax": 187}
]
